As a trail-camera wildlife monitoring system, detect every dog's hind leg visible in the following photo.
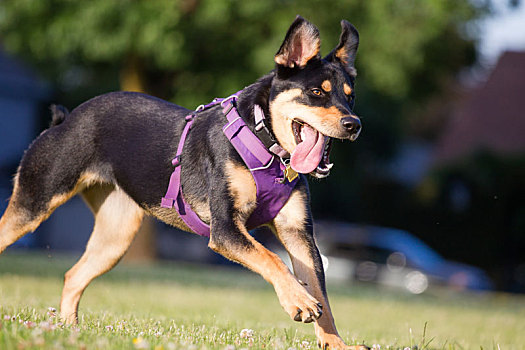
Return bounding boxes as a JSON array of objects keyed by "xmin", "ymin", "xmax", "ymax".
[
  {"xmin": 0, "ymin": 114, "xmax": 99, "ymax": 254},
  {"xmin": 0, "ymin": 182, "xmax": 38, "ymax": 254},
  {"xmin": 0, "ymin": 166, "xmax": 95, "ymax": 255},
  {"xmin": 271, "ymin": 185, "xmax": 367, "ymax": 350},
  {"xmin": 60, "ymin": 184, "xmax": 144, "ymax": 324},
  {"xmin": 0, "ymin": 174, "xmax": 93, "ymax": 254}
]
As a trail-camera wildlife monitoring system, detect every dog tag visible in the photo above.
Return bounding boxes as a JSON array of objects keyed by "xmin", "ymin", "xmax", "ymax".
[{"xmin": 284, "ymin": 165, "xmax": 298, "ymax": 182}]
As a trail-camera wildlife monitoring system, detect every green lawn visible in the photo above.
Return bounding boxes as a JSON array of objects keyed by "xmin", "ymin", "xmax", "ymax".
[{"xmin": 0, "ymin": 251, "xmax": 523, "ymax": 349}]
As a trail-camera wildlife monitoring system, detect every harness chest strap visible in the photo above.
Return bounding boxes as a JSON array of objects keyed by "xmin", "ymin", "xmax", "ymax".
[{"xmin": 161, "ymin": 94, "xmax": 299, "ymax": 237}]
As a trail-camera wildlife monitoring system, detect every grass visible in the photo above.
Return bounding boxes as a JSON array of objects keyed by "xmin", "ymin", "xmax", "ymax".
[{"xmin": 0, "ymin": 251, "xmax": 524, "ymax": 349}]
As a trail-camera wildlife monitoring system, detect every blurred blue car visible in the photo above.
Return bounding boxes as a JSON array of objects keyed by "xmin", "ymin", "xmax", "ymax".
[{"xmin": 311, "ymin": 221, "xmax": 493, "ymax": 293}]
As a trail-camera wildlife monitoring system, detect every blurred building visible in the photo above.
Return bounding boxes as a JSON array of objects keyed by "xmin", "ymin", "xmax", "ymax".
[
  {"xmin": 435, "ymin": 51, "xmax": 525, "ymax": 163},
  {"xmin": 429, "ymin": 51, "xmax": 525, "ymax": 291},
  {"xmin": 0, "ymin": 49, "xmax": 51, "ymax": 247}
]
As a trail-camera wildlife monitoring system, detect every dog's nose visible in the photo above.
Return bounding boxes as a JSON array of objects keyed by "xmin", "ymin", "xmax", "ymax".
[{"xmin": 340, "ymin": 116, "xmax": 361, "ymax": 136}]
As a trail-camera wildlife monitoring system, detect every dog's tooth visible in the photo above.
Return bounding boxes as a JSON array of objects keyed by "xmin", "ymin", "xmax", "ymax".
[
  {"xmin": 326, "ymin": 163, "xmax": 334, "ymax": 170},
  {"xmin": 300, "ymin": 128, "xmax": 306, "ymax": 141}
]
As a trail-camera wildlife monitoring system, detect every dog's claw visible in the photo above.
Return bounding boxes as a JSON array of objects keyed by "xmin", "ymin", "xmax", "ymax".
[
  {"xmin": 316, "ymin": 308, "xmax": 323, "ymax": 319},
  {"xmin": 304, "ymin": 311, "xmax": 315, "ymax": 323},
  {"xmin": 317, "ymin": 302, "xmax": 323, "ymax": 309},
  {"xmin": 294, "ymin": 308, "xmax": 303, "ymax": 322}
]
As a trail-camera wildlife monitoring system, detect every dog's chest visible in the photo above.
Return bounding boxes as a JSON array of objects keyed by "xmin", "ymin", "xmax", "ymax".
[{"xmin": 225, "ymin": 161, "xmax": 257, "ymax": 219}]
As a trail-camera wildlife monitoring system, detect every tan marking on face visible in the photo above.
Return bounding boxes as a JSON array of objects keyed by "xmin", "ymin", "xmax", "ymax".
[
  {"xmin": 344, "ymin": 83, "xmax": 352, "ymax": 95},
  {"xmin": 321, "ymin": 80, "xmax": 332, "ymax": 92},
  {"xmin": 270, "ymin": 89, "xmax": 349, "ymax": 153},
  {"xmin": 225, "ymin": 161, "xmax": 257, "ymax": 221}
]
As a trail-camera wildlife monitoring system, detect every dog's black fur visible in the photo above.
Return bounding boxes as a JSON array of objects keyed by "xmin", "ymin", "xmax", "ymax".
[{"xmin": 0, "ymin": 16, "xmax": 365, "ymax": 349}]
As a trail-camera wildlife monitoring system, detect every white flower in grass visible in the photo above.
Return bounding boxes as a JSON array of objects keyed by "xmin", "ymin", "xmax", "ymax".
[
  {"xmin": 300, "ymin": 340, "xmax": 311, "ymax": 349},
  {"xmin": 372, "ymin": 344, "xmax": 381, "ymax": 350},
  {"xmin": 404, "ymin": 348, "xmax": 411, "ymax": 350},
  {"xmin": 240, "ymin": 328, "xmax": 254, "ymax": 339},
  {"xmin": 105, "ymin": 325, "xmax": 114, "ymax": 331},
  {"xmin": 224, "ymin": 345, "xmax": 236, "ymax": 350},
  {"xmin": 47, "ymin": 307, "xmax": 57, "ymax": 318}
]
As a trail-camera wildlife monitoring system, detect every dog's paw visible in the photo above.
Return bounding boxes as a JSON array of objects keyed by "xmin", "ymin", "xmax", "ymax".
[
  {"xmin": 276, "ymin": 283, "xmax": 323, "ymax": 323},
  {"xmin": 317, "ymin": 334, "xmax": 369, "ymax": 350}
]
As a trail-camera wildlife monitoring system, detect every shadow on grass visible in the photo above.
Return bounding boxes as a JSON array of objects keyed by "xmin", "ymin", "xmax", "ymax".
[
  {"xmin": 0, "ymin": 249, "xmax": 268, "ymax": 290},
  {"xmin": 2, "ymin": 249, "xmax": 516, "ymax": 310}
]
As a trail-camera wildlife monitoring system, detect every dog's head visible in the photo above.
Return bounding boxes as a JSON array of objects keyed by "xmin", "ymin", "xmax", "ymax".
[{"xmin": 268, "ymin": 16, "xmax": 360, "ymax": 179}]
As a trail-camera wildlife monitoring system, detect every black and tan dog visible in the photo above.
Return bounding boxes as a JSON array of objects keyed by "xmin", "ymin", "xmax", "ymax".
[{"xmin": 0, "ymin": 16, "xmax": 366, "ymax": 349}]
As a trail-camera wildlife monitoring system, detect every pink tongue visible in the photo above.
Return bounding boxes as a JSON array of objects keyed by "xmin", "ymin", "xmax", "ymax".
[{"xmin": 290, "ymin": 125, "xmax": 326, "ymax": 173}]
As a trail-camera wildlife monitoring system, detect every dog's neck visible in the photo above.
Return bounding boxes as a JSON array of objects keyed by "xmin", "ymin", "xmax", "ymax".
[
  {"xmin": 235, "ymin": 72, "xmax": 286, "ymax": 157},
  {"xmin": 236, "ymin": 73, "xmax": 274, "ymax": 130}
]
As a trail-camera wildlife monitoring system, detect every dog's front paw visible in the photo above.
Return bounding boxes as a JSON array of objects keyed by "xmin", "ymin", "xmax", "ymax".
[
  {"xmin": 276, "ymin": 282, "xmax": 323, "ymax": 323},
  {"xmin": 317, "ymin": 333, "xmax": 369, "ymax": 350}
]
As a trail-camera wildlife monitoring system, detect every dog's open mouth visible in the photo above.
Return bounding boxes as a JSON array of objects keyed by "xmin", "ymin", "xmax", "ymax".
[{"xmin": 291, "ymin": 119, "xmax": 333, "ymax": 178}]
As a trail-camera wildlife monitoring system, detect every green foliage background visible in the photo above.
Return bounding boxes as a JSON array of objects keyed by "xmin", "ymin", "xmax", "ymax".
[{"xmin": 0, "ymin": 0, "xmax": 481, "ymax": 105}]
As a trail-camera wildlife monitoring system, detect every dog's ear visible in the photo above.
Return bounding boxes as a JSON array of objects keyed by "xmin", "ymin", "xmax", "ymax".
[
  {"xmin": 325, "ymin": 20, "xmax": 359, "ymax": 77},
  {"xmin": 275, "ymin": 16, "xmax": 321, "ymax": 69}
]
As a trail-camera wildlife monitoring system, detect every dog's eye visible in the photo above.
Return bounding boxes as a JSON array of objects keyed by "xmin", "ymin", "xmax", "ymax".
[{"xmin": 311, "ymin": 88, "xmax": 323, "ymax": 96}]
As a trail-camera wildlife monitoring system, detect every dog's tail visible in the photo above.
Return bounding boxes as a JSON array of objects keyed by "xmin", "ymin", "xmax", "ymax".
[{"xmin": 49, "ymin": 104, "xmax": 69, "ymax": 127}]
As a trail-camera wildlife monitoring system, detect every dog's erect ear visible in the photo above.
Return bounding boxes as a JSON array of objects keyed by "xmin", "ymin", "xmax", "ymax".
[
  {"xmin": 325, "ymin": 20, "xmax": 359, "ymax": 76},
  {"xmin": 275, "ymin": 16, "xmax": 321, "ymax": 69}
]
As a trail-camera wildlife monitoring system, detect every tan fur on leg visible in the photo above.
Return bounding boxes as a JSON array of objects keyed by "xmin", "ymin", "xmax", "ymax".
[
  {"xmin": 60, "ymin": 184, "xmax": 144, "ymax": 323},
  {"xmin": 272, "ymin": 189, "xmax": 361, "ymax": 349},
  {"xmin": 208, "ymin": 217, "xmax": 322, "ymax": 325}
]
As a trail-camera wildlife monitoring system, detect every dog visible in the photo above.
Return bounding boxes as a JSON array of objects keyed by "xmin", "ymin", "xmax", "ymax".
[{"xmin": 0, "ymin": 16, "xmax": 365, "ymax": 349}]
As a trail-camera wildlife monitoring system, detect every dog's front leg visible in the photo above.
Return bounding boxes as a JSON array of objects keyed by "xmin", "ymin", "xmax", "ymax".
[
  {"xmin": 207, "ymin": 177, "xmax": 323, "ymax": 324},
  {"xmin": 271, "ymin": 182, "xmax": 368, "ymax": 350}
]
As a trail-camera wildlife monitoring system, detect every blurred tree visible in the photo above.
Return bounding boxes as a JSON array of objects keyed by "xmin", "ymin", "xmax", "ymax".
[{"xmin": 0, "ymin": 0, "xmax": 483, "ymax": 103}]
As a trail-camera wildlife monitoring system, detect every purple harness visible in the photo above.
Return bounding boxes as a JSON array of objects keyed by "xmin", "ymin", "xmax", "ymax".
[{"xmin": 161, "ymin": 92, "xmax": 299, "ymax": 237}]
